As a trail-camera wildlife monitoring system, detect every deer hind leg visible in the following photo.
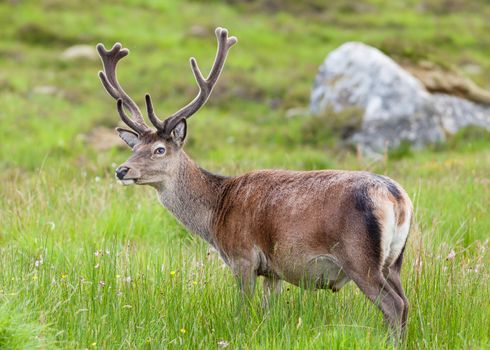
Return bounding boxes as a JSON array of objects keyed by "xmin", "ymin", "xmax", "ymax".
[
  {"xmin": 359, "ymin": 273, "xmax": 404, "ymax": 340},
  {"xmin": 262, "ymin": 277, "xmax": 282, "ymax": 308},
  {"xmin": 384, "ymin": 250, "xmax": 409, "ymax": 331},
  {"xmin": 343, "ymin": 264, "xmax": 405, "ymax": 339},
  {"xmin": 384, "ymin": 267, "xmax": 408, "ymax": 331}
]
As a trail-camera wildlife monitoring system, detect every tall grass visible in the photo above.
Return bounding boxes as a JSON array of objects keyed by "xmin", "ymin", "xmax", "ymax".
[{"xmin": 1, "ymin": 145, "xmax": 489, "ymax": 349}]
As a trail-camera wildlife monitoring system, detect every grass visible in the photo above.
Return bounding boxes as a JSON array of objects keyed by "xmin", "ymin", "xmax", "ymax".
[{"xmin": 0, "ymin": 0, "xmax": 489, "ymax": 349}]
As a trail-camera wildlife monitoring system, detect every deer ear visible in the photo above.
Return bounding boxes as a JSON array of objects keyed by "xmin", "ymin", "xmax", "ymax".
[
  {"xmin": 171, "ymin": 119, "xmax": 187, "ymax": 147},
  {"xmin": 116, "ymin": 127, "xmax": 139, "ymax": 148}
]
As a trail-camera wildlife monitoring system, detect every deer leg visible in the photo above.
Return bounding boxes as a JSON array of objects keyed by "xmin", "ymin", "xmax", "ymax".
[
  {"xmin": 347, "ymin": 269, "xmax": 405, "ymax": 340},
  {"xmin": 230, "ymin": 261, "xmax": 257, "ymax": 318},
  {"xmin": 232, "ymin": 259, "xmax": 257, "ymax": 304},
  {"xmin": 384, "ymin": 267, "xmax": 409, "ymax": 331},
  {"xmin": 262, "ymin": 277, "xmax": 282, "ymax": 309}
]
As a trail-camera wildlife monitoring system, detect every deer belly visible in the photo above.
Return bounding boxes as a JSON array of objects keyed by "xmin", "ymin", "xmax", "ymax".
[{"xmin": 280, "ymin": 255, "xmax": 350, "ymax": 291}]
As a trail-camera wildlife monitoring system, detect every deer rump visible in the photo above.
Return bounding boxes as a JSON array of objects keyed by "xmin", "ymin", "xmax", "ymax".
[{"xmin": 213, "ymin": 169, "xmax": 411, "ymax": 291}]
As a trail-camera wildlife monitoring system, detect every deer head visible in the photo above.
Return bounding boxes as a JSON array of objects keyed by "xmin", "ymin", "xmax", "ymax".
[{"xmin": 96, "ymin": 28, "xmax": 237, "ymax": 185}]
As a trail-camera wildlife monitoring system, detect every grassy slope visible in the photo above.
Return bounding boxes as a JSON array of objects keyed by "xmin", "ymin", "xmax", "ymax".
[{"xmin": 0, "ymin": 0, "xmax": 489, "ymax": 349}]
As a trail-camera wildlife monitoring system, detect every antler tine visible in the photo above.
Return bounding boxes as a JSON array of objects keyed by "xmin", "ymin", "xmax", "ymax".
[
  {"xmin": 96, "ymin": 43, "xmax": 151, "ymax": 135},
  {"xmin": 149, "ymin": 27, "xmax": 237, "ymax": 135}
]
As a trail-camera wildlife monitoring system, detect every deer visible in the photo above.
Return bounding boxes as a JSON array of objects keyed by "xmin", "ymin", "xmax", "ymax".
[{"xmin": 96, "ymin": 27, "xmax": 413, "ymax": 339}]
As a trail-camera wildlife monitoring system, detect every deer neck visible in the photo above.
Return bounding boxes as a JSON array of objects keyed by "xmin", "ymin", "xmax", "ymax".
[{"xmin": 154, "ymin": 152, "xmax": 226, "ymax": 245}]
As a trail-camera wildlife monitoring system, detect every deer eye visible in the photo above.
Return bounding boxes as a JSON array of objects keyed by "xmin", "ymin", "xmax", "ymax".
[{"xmin": 154, "ymin": 147, "xmax": 166, "ymax": 155}]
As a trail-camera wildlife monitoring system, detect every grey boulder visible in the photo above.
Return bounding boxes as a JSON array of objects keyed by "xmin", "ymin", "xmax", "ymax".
[{"xmin": 310, "ymin": 42, "xmax": 490, "ymax": 155}]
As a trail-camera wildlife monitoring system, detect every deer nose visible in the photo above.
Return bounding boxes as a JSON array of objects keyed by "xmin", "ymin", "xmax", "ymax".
[{"xmin": 115, "ymin": 166, "xmax": 129, "ymax": 180}]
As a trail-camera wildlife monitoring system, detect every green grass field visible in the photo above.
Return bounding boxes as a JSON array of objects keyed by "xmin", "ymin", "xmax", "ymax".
[{"xmin": 1, "ymin": 1, "xmax": 489, "ymax": 349}]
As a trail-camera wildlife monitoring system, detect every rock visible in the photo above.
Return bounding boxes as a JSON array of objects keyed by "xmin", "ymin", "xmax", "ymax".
[
  {"xmin": 403, "ymin": 61, "xmax": 490, "ymax": 105},
  {"xmin": 61, "ymin": 44, "xmax": 97, "ymax": 61},
  {"xmin": 433, "ymin": 93, "xmax": 490, "ymax": 133},
  {"xmin": 32, "ymin": 85, "xmax": 60, "ymax": 95},
  {"xmin": 310, "ymin": 42, "xmax": 490, "ymax": 154},
  {"xmin": 285, "ymin": 107, "xmax": 309, "ymax": 119},
  {"xmin": 85, "ymin": 127, "xmax": 125, "ymax": 151},
  {"xmin": 187, "ymin": 25, "xmax": 210, "ymax": 38},
  {"xmin": 461, "ymin": 62, "xmax": 483, "ymax": 75}
]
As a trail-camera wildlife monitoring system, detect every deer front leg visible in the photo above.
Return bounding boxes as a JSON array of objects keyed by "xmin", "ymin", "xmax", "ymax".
[
  {"xmin": 232, "ymin": 258, "xmax": 257, "ymax": 305},
  {"xmin": 262, "ymin": 277, "xmax": 282, "ymax": 309}
]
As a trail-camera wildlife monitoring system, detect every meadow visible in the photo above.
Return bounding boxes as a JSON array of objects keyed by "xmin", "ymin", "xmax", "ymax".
[{"xmin": 0, "ymin": 0, "xmax": 489, "ymax": 349}]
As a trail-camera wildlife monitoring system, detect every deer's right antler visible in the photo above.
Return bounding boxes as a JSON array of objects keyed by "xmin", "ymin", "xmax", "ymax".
[{"xmin": 97, "ymin": 43, "xmax": 151, "ymax": 135}]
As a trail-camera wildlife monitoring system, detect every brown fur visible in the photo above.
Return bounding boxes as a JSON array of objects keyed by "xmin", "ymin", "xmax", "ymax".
[{"xmin": 214, "ymin": 170, "xmax": 380, "ymax": 272}]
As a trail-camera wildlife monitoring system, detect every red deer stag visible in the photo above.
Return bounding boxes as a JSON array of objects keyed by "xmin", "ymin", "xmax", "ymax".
[{"xmin": 97, "ymin": 27, "xmax": 412, "ymax": 337}]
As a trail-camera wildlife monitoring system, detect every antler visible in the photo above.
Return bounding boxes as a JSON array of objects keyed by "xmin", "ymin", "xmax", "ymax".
[
  {"xmin": 96, "ymin": 43, "xmax": 151, "ymax": 135},
  {"xmin": 147, "ymin": 27, "xmax": 237, "ymax": 135}
]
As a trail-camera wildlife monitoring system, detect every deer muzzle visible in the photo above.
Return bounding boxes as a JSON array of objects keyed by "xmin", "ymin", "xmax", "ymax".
[{"xmin": 115, "ymin": 165, "xmax": 141, "ymax": 185}]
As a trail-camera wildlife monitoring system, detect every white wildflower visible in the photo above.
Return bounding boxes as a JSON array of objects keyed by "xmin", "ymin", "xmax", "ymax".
[
  {"xmin": 446, "ymin": 250, "xmax": 456, "ymax": 260},
  {"xmin": 218, "ymin": 340, "xmax": 230, "ymax": 349}
]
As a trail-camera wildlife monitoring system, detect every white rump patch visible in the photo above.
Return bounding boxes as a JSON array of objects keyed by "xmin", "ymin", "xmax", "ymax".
[
  {"xmin": 380, "ymin": 202, "xmax": 397, "ymax": 266},
  {"xmin": 388, "ymin": 211, "xmax": 411, "ymax": 265},
  {"xmin": 380, "ymin": 199, "xmax": 411, "ymax": 267}
]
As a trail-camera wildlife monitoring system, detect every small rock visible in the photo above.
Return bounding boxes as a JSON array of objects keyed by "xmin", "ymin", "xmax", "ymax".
[
  {"xmin": 188, "ymin": 25, "xmax": 209, "ymax": 38},
  {"xmin": 61, "ymin": 44, "xmax": 97, "ymax": 61},
  {"xmin": 461, "ymin": 62, "xmax": 483, "ymax": 75},
  {"xmin": 33, "ymin": 85, "xmax": 59, "ymax": 95},
  {"xmin": 85, "ymin": 126, "xmax": 125, "ymax": 151},
  {"xmin": 286, "ymin": 107, "xmax": 309, "ymax": 119}
]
